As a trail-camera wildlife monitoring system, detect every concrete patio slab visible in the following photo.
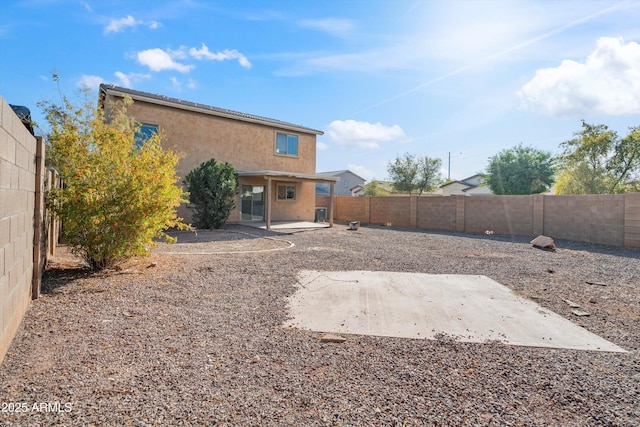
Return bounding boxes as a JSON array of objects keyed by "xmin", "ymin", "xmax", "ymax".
[
  {"xmin": 285, "ymin": 270, "xmax": 627, "ymax": 353},
  {"xmin": 242, "ymin": 221, "xmax": 330, "ymax": 230}
]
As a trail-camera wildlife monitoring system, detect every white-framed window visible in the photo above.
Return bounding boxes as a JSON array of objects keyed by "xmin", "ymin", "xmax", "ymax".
[
  {"xmin": 134, "ymin": 123, "xmax": 158, "ymax": 148},
  {"xmin": 343, "ymin": 179, "xmax": 349, "ymax": 189},
  {"xmin": 275, "ymin": 132, "xmax": 298, "ymax": 156},
  {"xmin": 277, "ymin": 184, "xmax": 296, "ymax": 200}
]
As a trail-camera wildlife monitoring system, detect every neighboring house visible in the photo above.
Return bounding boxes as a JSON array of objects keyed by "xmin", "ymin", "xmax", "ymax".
[
  {"xmin": 99, "ymin": 84, "xmax": 337, "ymax": 228},
  {"xmin": 316, "ymin": 170, "xmax": 366, "ymax": 196},
  {"xmin": 349, "ymin": 184, "xmax": 365, "ymax": 196},
  {"xmin": 439, "ymin": 174, "xmax": 492, "ymax": 196}
]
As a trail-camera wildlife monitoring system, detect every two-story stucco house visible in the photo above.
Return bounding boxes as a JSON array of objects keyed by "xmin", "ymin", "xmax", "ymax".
[
  {"xmin": 316, "ymin": 170, "xmax": 366, "ymax": 197},
  {"xmin": 99, "ymin": 84, "xmax": 336, "ymax": 229}
]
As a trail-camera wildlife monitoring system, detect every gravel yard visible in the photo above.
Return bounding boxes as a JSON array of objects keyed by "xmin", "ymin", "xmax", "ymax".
[{"xmin": 1, "ymin": 224, "xmax": 639, "ymax": 426}]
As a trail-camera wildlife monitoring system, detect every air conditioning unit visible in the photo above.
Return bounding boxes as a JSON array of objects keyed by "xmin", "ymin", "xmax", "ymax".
[{"xmin": 315, "ymin": 207, "xmax": 327, "ymax": 223}]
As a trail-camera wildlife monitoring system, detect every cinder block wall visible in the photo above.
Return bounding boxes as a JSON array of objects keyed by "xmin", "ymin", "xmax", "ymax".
[
  {"xmin": 464, "ymin": 195, "xmax": 534, "ymax": 235},
  {"xmin": 336, "ymin": 195, "xmax": 369, "ymax": 223},
  {"xmin": 0, "ymin": 96, "xmax": 38, "ymax": 365},
  {"xmin": 416, "ymin": 196, "xmax": 457, "ymax": 230},
  {"xmin": 544, "ymin": 195, "xmax": 625, "ymax": 246},
  {"xmin": 326, "ymin": 193, "xmax": 640, "ymax": 248},
  {"xmin": 370, "ymin": 196, "xmax": 412, "ymax": 227}
]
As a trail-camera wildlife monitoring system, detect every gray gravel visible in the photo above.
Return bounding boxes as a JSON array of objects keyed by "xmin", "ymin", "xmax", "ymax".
[{"xmin": 1, "ymin": 224, "xmax": 639, "ymax": 426}]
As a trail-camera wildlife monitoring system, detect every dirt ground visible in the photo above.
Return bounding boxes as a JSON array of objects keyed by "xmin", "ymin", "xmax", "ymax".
[{"xmin": 0, "ymin": 224, "xmax": 638, "ymax": 426}]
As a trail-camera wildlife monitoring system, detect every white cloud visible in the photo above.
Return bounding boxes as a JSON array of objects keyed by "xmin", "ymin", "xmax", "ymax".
[
  {"xmin": 347, "ymin": 163, "xmax": 375, "ymax": 181},
  {"xmin": 104, "ymin": 15, "xmax": 161, "ymax": 34},
  {"xmin": 518, "ymin": 37, "xmax": 640, "ymax": 116},
  {"xmin": 326, "ymin": 119, "xmax": 405, "ymax": 150},
  {"xmin": 298, "ymin": 18, "xmax": 354, "ymax": 37},
  {"xmin": 316, "ymin": 141, "xmax": 329, "ymax": 151},
  {"xmin": 189, "ymin": 43, "xmax": 252, "ymax": 68},
  {"xmin": 77, "ymin": 74, "xmax": 104, "ymax": 90},
  {"xmin": 114, "ymin": 71, "xmax": 150, "ymax": 88},
  {"xmin": 137, "ymin": 48, "xmax": 194, "ymax": 73},
  {"xmin": 105, "ymin": 15, "xmax": 139, "ymax": 34}
]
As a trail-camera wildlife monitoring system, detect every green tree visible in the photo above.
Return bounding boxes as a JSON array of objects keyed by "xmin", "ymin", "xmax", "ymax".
[
  {"xmin": 363, "ymin": 179, "xmax": 391, "ymax": 196},
  {"xmin": 42, "ymin": 88, "xmax": 188, "ymax": 270},
  {"xmin": 416, "ymin": 155, "xmax": 443, "ymax": 195},
  {"xmin": 485, "ymin": 144, "xmax": 555, "ymax": 195},
  {"xmin": 555, "ymin": 121, "xmax": 640, "ymax": 194},
  {"xmin": 387, "ymin": 153, "xmax": 442, "ymax": 195},
  {"xmin": 184, "ymin": 159, "xmax": 238, "ymax": 229}
]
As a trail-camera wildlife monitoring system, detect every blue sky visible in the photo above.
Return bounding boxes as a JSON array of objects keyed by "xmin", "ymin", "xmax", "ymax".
[{"xmin": 2, "ymin": 0, "xmax": 640, "ymax": 182}]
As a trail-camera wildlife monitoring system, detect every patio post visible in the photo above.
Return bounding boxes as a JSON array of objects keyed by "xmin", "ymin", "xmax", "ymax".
[
  {"xmin": 328, "ymin": 181, "xmax": 334, "ymax": 227},
  {"xmin": 266, "ymin": 176, "xmax": 272, "ymax": 230}
]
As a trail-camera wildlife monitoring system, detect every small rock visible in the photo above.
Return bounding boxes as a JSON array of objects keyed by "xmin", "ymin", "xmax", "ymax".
[
  {"xmin": 571, "ymin": 309, "xmax": 590, "ymax": 317},
  {"xmin": 251, "ymin": 355, "xmax": 261, "ymax": 363},
  {"xmin": 563, "ymin": 299, "xmax": 581, "ymax": 308},
  {"xmin": 531, "ymin": 235, "xmax": 555, "ymax": 249},
  {"xmin": 319, "ymin": 333, "xmax": 347, "ymax": 343},
  {"xmin": 589, "ymin": 297, "xmax": 597, "ymax": 304},
  {"xmin": 147, "ymin": 262, "xmax": 158, "ymax": 268}
]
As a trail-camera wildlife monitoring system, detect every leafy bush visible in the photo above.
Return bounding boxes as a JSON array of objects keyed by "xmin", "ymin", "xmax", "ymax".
[
  {"xmin": 184, "ymin": 159, "xmax": 238, "ymax": 229},
  {"xmin": 42, "ymin": 90, "xmax": 188, "ymax": 270}
]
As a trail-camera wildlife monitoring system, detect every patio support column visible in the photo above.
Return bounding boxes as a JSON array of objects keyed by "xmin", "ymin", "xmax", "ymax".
[
  {"xmin": 265, "ymin": 176, "xmax": 272, "ymax": 230},
  {"xmin": 328, "ymin": 182, "xmax": 335, "ymax": 227}
]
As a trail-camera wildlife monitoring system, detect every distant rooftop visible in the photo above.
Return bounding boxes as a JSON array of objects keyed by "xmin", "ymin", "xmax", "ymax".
[{"xmin": 99, "ymin": 84, "xmax": 323, "ymax": 135}]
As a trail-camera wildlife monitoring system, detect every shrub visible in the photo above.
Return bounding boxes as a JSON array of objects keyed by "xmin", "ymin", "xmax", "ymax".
[
  {"xmin": 41, "ymin": 91, "xmax": 188, "ymax": 270},
  {"xmin": 184, "ymin": 159, "xmax": 238, "ymax": 229}
]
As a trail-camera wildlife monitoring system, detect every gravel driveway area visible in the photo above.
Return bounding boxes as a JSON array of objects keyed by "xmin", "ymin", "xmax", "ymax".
[{"xmin": 1, "ymin": 224, "xmax": 638, "ymax": 426}]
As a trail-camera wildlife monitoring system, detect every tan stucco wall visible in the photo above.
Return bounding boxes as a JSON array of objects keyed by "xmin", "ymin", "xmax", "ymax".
[{"xmin": 104, "ymin": 94, "xmax": 319, "ymax": 224}]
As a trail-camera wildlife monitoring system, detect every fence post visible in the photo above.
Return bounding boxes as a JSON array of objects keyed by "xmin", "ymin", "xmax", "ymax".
[
  {"xmin": 410, "ymin": 196, "xmax": 418, "ymax": 228},
  {"xmin": 455, "ymin": 195, "xmax": 466, "ymax": 232},
  {"xmin": 624, "ymin": 193, "xmax": 640, "ymax": 248},
  {"xmin": 31, "ymin": 137, "xmax": 45, "ymax": 300},
  {"xmin": 364, "ymin": 195, "xmax": 371, "ymax": 224},
  {"xmin": 532, "ymin": 195, "xmax": 544, "ymax": 236}
]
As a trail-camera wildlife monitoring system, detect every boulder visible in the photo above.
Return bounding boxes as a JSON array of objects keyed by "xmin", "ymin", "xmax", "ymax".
[{"xmin": 531, "ymin": 235, "xmax": 555, "ymax": 249}]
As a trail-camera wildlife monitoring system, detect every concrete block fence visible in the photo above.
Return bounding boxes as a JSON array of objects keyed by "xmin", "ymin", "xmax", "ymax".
[
  {"xmin": 0, "ymin": 95, "xmax": 47, "ymax": 365},
  {"xmin": 317, "ymin": 193, "xmax": 640, "ymax": 249}
]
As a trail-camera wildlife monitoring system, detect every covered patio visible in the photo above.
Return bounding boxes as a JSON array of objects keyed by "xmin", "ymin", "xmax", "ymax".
[{"xmin": 236, "ymin": 170, "xmax": 338, "ymax": 230}]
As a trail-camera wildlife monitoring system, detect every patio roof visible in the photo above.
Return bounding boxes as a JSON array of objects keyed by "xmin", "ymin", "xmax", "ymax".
[{"xmin": 237, "ymin": 169, "xmax": 339, "ymax": 183}]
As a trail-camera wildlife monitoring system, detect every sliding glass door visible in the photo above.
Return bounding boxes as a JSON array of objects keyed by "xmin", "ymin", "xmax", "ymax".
[{"xmin": 240, "ymin": 185, "xmax": 265, "ymax": 221}]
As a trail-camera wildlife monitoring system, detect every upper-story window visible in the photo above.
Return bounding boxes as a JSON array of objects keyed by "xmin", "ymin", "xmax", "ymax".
[
  {"xmin": 134, "ymin": 123, "xmax": 158, "ymax": 148},
  {"xmin": 275, "ymin": 132, "xmax": 298, "ymax": 156}
]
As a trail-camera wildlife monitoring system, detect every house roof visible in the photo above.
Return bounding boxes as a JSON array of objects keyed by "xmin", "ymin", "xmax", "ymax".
[
  {"xmin": 316, "ymin": 170, "xmax": 366, "ymax": 181},
  {"xmin": 439, "ymin": 174, "xmax": 484, "ymax": 189},
  {"xmin": 440, "ymin": 180, "xmax": 474, "ymax": 189},
  {"xmin": 99, "ymin": 84, "xmax": 323, "ymax": 136}
]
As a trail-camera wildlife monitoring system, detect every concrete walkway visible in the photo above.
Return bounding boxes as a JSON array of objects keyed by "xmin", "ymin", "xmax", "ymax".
[{"xmin": 285, "ymin": 270, "xmax": 627, "ymax": 353}]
